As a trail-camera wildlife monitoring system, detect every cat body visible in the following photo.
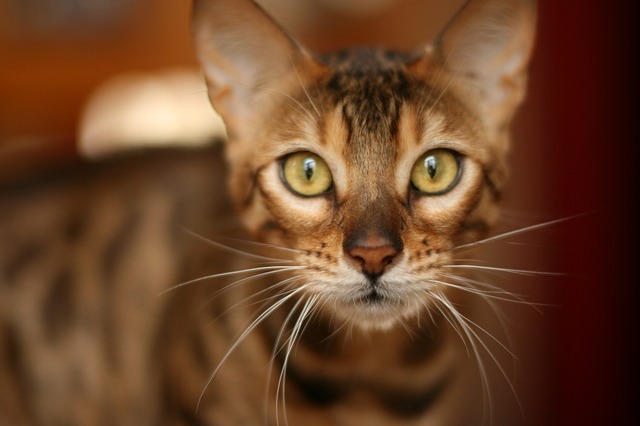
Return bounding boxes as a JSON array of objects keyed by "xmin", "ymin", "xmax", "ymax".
[{"xmin": 0, "ymin": 0, "xmax": 537, "ymax": 424}]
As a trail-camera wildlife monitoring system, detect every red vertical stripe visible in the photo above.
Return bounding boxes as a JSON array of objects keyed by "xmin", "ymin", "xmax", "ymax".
[{"xmin": 537, "ymin": 0, "xmax": 633, "ymax": 424}]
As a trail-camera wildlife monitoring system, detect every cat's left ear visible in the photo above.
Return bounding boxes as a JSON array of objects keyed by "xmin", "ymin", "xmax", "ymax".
[
  {"xmin": 423, "ymin": 0, "xmax": 537, "ymax": 129},
  {"xmin": 192, "ymin": 0, "xmax": 320, "ymax": 141}
]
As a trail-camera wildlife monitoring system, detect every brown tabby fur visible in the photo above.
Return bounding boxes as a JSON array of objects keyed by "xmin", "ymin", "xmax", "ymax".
[{"xmin": 0, "ymin": 0, "xmax": 537, "ymax": 424}]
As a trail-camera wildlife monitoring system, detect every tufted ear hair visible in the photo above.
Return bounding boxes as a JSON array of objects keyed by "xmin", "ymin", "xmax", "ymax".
[
  {"xmin": 192, "ymin": 0, "xmax": 317, "ymax": 141},
  {"xmin": 431, "ymin": 0, "xmax": 537, "ymax": 130}
]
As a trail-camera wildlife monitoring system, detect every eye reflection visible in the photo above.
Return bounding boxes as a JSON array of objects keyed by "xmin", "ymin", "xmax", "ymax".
[
  {"xmin": 281, "ymin": 152, "xmax": 333, "ymax": 197},
  {"xmin": 410, "ymin": 149, "xmax": 461, "ymax": 195}
]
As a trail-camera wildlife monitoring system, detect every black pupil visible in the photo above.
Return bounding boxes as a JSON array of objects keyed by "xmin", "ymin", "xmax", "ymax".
[
  {"xmin": 426, "ymin": 155, "xmax": 437, "ymax": 179},
  {"xmin": 303, "ymin": 158, "xmax": 315, "ymax": 181}
]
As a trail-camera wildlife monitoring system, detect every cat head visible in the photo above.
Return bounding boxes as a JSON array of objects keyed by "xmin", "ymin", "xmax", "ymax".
[{"xmin": 193, "ymin": 0, "xmax": 536, "ymax": 330}]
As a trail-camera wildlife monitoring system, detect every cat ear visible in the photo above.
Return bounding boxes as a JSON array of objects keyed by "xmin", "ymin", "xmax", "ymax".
[
  {"xmin": 431, "ymin": 0, "xmax": 537, "ymax": 129},
  {"xmin": 192, "ymin": 0, "xmax": 315, "ymax": 140}
]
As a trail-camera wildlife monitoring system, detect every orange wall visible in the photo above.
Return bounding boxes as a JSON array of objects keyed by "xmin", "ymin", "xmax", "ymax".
[{"xmin": 0, "ymin": 0, "xmax": 197, "ymax": 141}]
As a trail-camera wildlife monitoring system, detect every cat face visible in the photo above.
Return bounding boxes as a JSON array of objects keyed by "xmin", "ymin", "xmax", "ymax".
[{"xmin": 193, "ymin": 0, "xmax": 536, "ymax": 329}]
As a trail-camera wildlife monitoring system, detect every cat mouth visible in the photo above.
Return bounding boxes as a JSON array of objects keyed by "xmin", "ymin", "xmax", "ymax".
[
  {"xmin": 360, "ymin": 288, "xmax": 386, "ymax": 305},
  {"xmin": 338, "ymin": 287, "xmax": 415, "ymax": 330}
]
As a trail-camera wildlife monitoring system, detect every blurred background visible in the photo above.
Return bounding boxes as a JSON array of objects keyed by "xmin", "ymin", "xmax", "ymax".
[{"xmin": 0, "ymin": 0, "xmax": 634, "ymax": 424}]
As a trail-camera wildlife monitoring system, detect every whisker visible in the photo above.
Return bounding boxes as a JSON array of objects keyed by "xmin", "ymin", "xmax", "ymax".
[
  {"xmin": 220, "ymin": 73, "xmax": 319, "ymax": 126},
  {"xmin": 443, "ymin": 264, "xmax": 563, "ymax": 277},
  {"xmin": 158, "ymin": 265, "xmax": 306, "ymax": 296},
  {"xmin": 276, "ymin": 294, "xmax": 318, "ymax": 426},
  {"xmin": 181, "ymin": 226, "xmax": 296, "ymax": 263},
  {"xmin": 436, "ymin": 272, "xmax": 549, "ymax": 310},
  {"xmin": 430, "ymin": 278, "xmax": 534, "ymax": 306},
  {"xmin": 203, "ymin": 269, "xmax": 301, "ymax": 301},
  {"xmin": 259, "ymin": 84, "xmax": 319, "ymax": 124},
  {"xmin": 290, "ymin": 58, "xmax": 321, "ymax": 118},
  {"xmin": 437, "ymin": 274, "xmax": 518, "ymax": 360},
  {"xmin": 431, "ymin": 293, "xmax": 494, "ymax": 423},
  {"xmin": 196, "ymin": 285, "xmax": 310, "ymax": 413},
  {"xmin": 430, "ymin": 297, "xmax": 471, "ymax": 357},
  {"xmin": 450, "ymin": 214, "xmax": 586, "ymax": 252},
  {"xmin": 215, "ymin": 235, "xmax": 306, "ymax": 255},
  {"xmin": 207, "ymin": 275, "xmax": 306, "ymax": 325},
  {"xmin": 433, "ymin": 292, "xmax": 525, "ymax": 423},
  {"xmin": 265, "ymin": 294, "xmax": 306, "ymax": 425}
]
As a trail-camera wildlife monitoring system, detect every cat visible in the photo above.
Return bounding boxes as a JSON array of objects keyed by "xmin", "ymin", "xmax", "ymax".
[{"xmin": 0, "ymin": 0, "xmax": 538, "ymax": 425}]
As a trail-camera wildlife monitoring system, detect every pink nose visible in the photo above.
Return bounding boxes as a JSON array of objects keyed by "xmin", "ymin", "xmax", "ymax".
[
  {"xmin": 345, "ymin": 231, "xmax": 401, "ymax": 279},
  {"xmin": 347, "ymin": 244, "xmax": 399, "ymax": 277}
]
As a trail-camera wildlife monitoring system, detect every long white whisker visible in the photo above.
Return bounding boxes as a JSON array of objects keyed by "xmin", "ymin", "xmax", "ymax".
[
  {"xmin": 432, "ymin": 293, "xmax": 494, "ymax": 423},
  {"xmin": 259, "ymin": 84, "xmax": 318, "ymax": 124},
  {"xmin": 276, "ymin": 294, "xmax": 318, "ymax": 426},
  {"xmin": 443, "ymin": 264, "xmax": 563, "ymax": 276},
  {"xmin": 181, "ymin": 227, "xmax": 296, "ymax": 262},
  {"xmin": 430, "ymin": 278, "xmax": 535, "ymax": 306},
  {"xmin": 201, "ymin": 269, "xmax": 306, "ymax": 308},
  {"xmin": 450, "ymin": 214, "xmax": 586, "ymax": 252},
  {"xmin": 290, "ymin": 58, "xmax": 321, "ymax": 118},
  {"xmin": 430, "ymin": 299, "xmax": 471, "ymax": 357},
  {"xmin": 433, "ymin": 293, "xmax": 524, "ymax": 423},
  {"xmin": 215, "ymin": 236, "xmax": 306, "ymax": 255},
  {"xmin": 196, "ymin": 285, "xmax": 309, "ymax": 412},
  {"xmin": 435, "ymin": 273, "xmax": 550, "ymax": 312},
  {"xmin": 208, "ymin": 275, "xmax": 305, "ymax": 326},
  {"xmin": 159, "ymin": 265, "xmax": 306, "ymax": 296},
  {"xmin": 223, "ymin": 75, "xmax": 318, "ymax": 127},
  {"xmin": 264, "ymin": 293, "xmax": 305, "ymax": 425}
]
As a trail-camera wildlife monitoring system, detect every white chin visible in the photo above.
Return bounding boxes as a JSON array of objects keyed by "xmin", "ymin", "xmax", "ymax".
[{"xmin": 331, "ymin": 296, "xmax": 422, "ymax": 331}]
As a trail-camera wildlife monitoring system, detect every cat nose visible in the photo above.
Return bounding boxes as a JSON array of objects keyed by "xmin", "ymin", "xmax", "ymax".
[{"xmin": 345, "ymin": 234, "xmax": 402, "ymax": 279}]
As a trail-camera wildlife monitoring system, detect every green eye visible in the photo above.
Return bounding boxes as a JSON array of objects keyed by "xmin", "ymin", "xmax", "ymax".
[
  {"xmin": 281, "ymin": 152, "xmax": 333, "ymax": 196},
  {"xmin": 410, "ymin": 149, "xmax": 461, "ymax": 194}
]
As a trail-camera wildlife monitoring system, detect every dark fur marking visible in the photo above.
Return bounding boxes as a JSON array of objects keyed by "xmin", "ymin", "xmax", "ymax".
[
  {"xmin": 63, "ymin": 214, "xmax": 88, "ymax": 243},
  {"xmin": 190, "ymin": 324, "xmax": 213, "ymax": 374},
  {"xmin": 287, "ymin": 370, "xmax": 348, "ymax": 407},
  {"xmin": 322, "ymin": 48, "xmax": 414, "ymax": 168},
  {"xmin": 401, "ymin": 323, "xmax": 444, "ymax": 366},
  {"xmin": 240, "ymin": 166, "xmax": 261, "ymax": 208},
  {"xmin": 102, "ymin": 209, "xmax": 140, "ymax": 281},
  {"xmin": 258, "ymin": 220, "xmax": 286, "ymax": 237},
  {"xmin": 380, "ymin": 376, "xmax": 449, "ymax": 418},
  {"xmin": 175, "ymin": 404, "xmax": 201, "ymax": 426},
  {"xmin": 483, "ymin": 168, "xmax": 503, "ymax": 201},
  {"xmin": 0, "ymin": 326, "xmax": 32, "ymax": 421},
  {"xmin": 42, "ymin": 267, "xmax": 74, "ymax": 342},
  {"xmin": 2, "ymin": 243, "xmax": 44, "ymax": 285},
  {"xmin": 286, "ymin": 363, "xmax": 450, "ymax": 418},
  {"xmin": 461, "ymin": 220, "xmax": 489, "ymax": 235}
]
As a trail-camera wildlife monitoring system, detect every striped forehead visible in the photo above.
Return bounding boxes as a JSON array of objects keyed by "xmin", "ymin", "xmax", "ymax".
[{"xmin": 319, "ymin": 49, "xmax": 418, "ymax": 171}]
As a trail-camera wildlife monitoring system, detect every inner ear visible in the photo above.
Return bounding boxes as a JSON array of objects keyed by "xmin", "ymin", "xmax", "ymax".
[
  {"xmin": 428, "ymin": 0, "xmax": 537, "ymax": 128},
  {"xmin": 192, "ymin": 0, "xmax": 322, "ymax": 139}
]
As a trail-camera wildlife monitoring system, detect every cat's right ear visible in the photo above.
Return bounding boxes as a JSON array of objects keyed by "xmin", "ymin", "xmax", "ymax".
[{"xmin": 192, "ymin": 0, "xmax": 316, "ymax": 140}]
